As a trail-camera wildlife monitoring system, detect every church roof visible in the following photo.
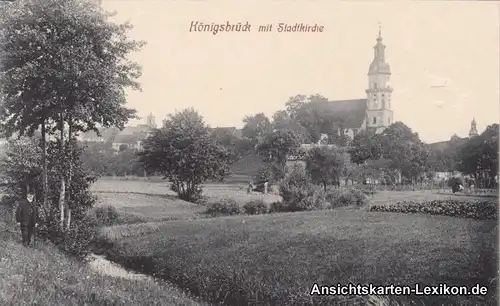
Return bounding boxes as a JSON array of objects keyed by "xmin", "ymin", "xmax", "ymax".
[
  {"xmin": 308, "ymin": 99, "xmax": 368, "ymax": 129},
  {"xmin": 429, "ymin": 137, "xmax": 468, "ymax": 152}
]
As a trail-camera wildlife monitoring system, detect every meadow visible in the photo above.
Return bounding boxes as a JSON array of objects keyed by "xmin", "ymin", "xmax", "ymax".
[
  {"xmin": 93, "ymin": 178, "xmax": 498, "ymax": 305},
  {"xmin": 0, "ymin": 205, "xmax": 206, "ymax": 306}
]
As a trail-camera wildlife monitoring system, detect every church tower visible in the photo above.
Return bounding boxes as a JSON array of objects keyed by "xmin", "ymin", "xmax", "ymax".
[
  {"xmin": 146, "ymin": 112, "xmax": 157, "ymax": 129},
  {"xmin": 365, "ymin": 26, "xmax": 393, "ymax": 134},
  {"xmin": 468, "ymin": 118, "xmax": 479, "ymax": 138}
]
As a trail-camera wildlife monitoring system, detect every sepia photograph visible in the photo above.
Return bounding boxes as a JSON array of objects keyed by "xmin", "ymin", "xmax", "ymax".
[{"xmin": 0, "ymin": 0, "xmax": 498, "ymax": 305}]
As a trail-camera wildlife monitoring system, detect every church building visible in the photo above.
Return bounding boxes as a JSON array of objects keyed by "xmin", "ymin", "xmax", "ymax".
[{"xmin": 308, "ymin": 26, "xmax": 394, "ymax": 140}]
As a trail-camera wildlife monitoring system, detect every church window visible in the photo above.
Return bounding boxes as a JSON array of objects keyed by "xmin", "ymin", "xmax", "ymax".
[
  {"xmin": 388, "ymin": 118, "xmax": 391, "ymax": 124},
  {"xmin": 373, "ymin": 83, "xmax": 377, "ymax": 89},
  {"xmin": 382, "ymin": 99, "xmax": 385, "ymax": 108},
  {"xmin": 372, "ymin": 117, "xmax": 377, "ymax": 124}
]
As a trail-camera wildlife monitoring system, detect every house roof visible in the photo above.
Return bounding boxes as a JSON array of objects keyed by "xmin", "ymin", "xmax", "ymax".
[{"xmin": 308, "ymin": 99, "xmax": 368, "ymax": 129}]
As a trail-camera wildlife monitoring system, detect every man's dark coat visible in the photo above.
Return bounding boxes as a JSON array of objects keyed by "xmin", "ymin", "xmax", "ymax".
[{"xmin": 15, "ymin": 199, "xmax": 38, "ymax": 245}]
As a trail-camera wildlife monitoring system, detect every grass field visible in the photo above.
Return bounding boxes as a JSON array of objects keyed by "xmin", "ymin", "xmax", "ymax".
[
  {"xmin": 0, "ymin": 205, "xmax": 206, "ymax": 306},
  {"xmin": 101, "ymin": 209, "xmax": 497, "ymax": 305},
  {"xmin": 92, "ymin": 179, "xmax": 281, "ymax": 221},
  {"xmin": 92, "ymin": 179, "xmax": 498, "ymax": 305}
]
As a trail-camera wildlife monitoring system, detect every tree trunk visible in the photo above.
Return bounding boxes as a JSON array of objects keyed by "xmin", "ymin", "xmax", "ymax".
[
  {"xmin": 66, "ymin": 209, "xmax": 71, "ymax": 231},
  {"xmin": 323, "ymin": 181, "xmax": 327, "ymax": 192},
  {"xmin": 41, "ymin": 119, "xmax": 48, "ymax": 221},
  {"xmin": 58, "ymin": 113, "xmax": 65, "ymax": 231},
  {"xmin": 66, "ymin": 116, "xmax": 73, "ymax": 230}
]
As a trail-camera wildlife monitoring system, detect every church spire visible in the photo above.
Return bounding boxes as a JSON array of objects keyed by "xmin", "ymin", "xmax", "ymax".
[
  {"xmin": 468, "ymin": 118, "xmax": 478, "ymax": 138},
  {"xmin": 368, "ymin": 24, "xmax": 390, "ymax": 75},
  {"xmin": 146, "ymin": 112, "xmax": 156, "ymax": 129}
]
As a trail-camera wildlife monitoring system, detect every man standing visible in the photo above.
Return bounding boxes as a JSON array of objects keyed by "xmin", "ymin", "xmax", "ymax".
[{"xmin": 15, "ymin": 190, "xmax": 38, "ymax": 247}]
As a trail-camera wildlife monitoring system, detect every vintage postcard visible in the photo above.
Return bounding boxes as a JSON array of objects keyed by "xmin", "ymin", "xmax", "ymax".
[{"xmin": 0, "ymin": 0, "xmax": 497, "ymax": 305}]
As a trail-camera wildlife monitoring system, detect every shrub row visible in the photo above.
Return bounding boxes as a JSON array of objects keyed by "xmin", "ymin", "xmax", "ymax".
[
  {"xmin": 370, "ymin": 199, "xmax": 498, "ymax": 220},
  {"xmin": 204, "ymin": 188, "xmax": 369, "ymax": 217}
]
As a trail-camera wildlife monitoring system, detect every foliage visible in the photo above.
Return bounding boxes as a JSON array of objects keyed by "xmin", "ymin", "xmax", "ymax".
[
  {"xmin": 80, "ymin": 142, "xmax": 145, "ymax": 177},
  {"xmin": 377, "ymin": 122, "xmax": 432, "ymax": 182},
  {"xmin": 370, "ymin": 199, "xmax": 498, "ymax": 220},
  {"xmin": 293, "ymin": 94, "xmax": 329, "ymax": 143},
  {"xmin": 271, "ymin": 109, "xmax": 310, "ymax": 143},
  {"xmin": 0, "ymin": 0, "xmax": 141, "ymax": 139},
  {"xmin": 278, "ymin": 166, "xmax": 328, "ymax": 212},
  {"xmin": 251, "ymin": 164, "xmax": 275, "ymax": 193},
  {"xmin": 243, "ymin": 200, "xmax": 268, "ymax": 215},
  {"xmin": 204, "ymin": 198, "xmax": 242, "ymax": 217},
  {"xmin": 269, "ymin": 200, "xmax": 288, "ymax": 213},
  {"xmin": 285, "ymin": 94, "xmax": 308, "ymax": 119},
  {"xmin": 306, "ymin": 145, "xmax": 345, "ymax": 191},
  {"xmin": 349, "ymin": 131, "xmax": 382, "ymax": 165},
  {"xmin": 0, "ymin": 137, "xmax": 42, "ymax": 197},
  {"xmin": 210, "ymin": 128, "xmax": 252, "ymax": 163},
  {"xmin": 0, "ymin": 137, "xmax": 98, "ymax": 256},
  {"xmin": 138, "ymin": 108, "xmax": 230, "ymax": 202},
  {"xmin": 241, "ymin": 113, "xmax": 273, "ymax": 146},
  {"xmin": 325, "ymin": 187, "xmax": 369, "ymax": 208},
  {"xmin": 429, "ymin": 147, "xmax": 458, "ymax": 173},
  {"xmin": 91, "ymin": 205, "xmax": 120, "ymax": 226},
  {"xmin": 256, "ymin": 129, "xmax": 301, "ymax": 182},
  {"xmin": 254, "ymin": 165, "xmax": 274, "ymax": 185},
  {"xmin": 0, "ymin": 0, "xmax": 141, "ymax": 240},
  {"xmin": 456, "ymin": 124, "xmax": 498, "ymax": 187}
]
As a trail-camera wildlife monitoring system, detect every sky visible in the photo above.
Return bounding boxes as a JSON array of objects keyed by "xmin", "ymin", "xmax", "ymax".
[{"xmin": 102, "ymin": 0, "xmax": 499, "ymax": 144}]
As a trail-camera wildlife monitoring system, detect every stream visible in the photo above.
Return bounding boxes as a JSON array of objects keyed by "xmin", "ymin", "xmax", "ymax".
[{"xmin": 88, "ymin": 253, "xmax": 150, "ymax": 281}]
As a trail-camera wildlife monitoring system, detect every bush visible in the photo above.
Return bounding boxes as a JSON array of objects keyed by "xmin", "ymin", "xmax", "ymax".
[
  {"xmin": 91, "ymin": 205, "xmax": 120, "ymax": 226},
  {"xmin": 278, "ymin": 168, "xmax": 328, "ymax": 212},
  {"xmin": 370, "ymin": 199, "xmax": 497, "ymax": 220},
  {"xmin": 269, "ymin": 200, "xmax": 287, "ymax": 213},
  {"xmin": 58, "ymin": 216, "xmax": 98, "ymax": 259},
  {"xmin": 354, "ymin": 185, "xmax": 377, "ymax": 197},
  {"xmin": 253, "ymin": 166, "xmax": 274, "ymax": 192},
  {"xmin": 170, "ymin": 183, "xmax": 204, "ymax": 203},
  {"xmin": 326, "ymin": 188, "xmax": 369, "ymax": 208},
  {"xmin": 205, "ymin": 198, "xmax": 242, "ymax": 217},
  {"xmin": 243, "ymin": 200, "xmax": 268, "ymax": 215},
  {"xmin": 0, "ymin": 195, "xmax": 17, "ymax": 207}
]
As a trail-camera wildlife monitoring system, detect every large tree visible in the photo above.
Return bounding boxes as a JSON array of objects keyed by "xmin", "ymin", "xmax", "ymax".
[
  {"xmin": 272, "ymin": 109, "xmax": 310, "ymax": 143},
  {"xmin": 256, "ymin": 129, "xmax": 301, "ymax": 182},
  {"xmin": 457, "ymin": 123, "xmax": 498, "ymax": 187},
  {"xmin": 0, "ymin": 0, "xmax": 142, "ymax": 229},
  {"xmin": 294, "ymin": 94, "xmax": 329, "ymax": 143},
  {"xmin": 378, "ymin": 122, "xmax": 431, "ymax": 183},
  {"xmin": 241, "ymin": 113, "xmax": 273, "ymax": 146},
  {"xmin": 306, "ymin": 145, "xmax": 345, "ymax": 191},
  {"xmin": 348, "ymin": 131, "xmax": 383, "ymax": 165},
  {"xmin": 138, "ymin": 108, "xmax": 230, "ymax": 202}
]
